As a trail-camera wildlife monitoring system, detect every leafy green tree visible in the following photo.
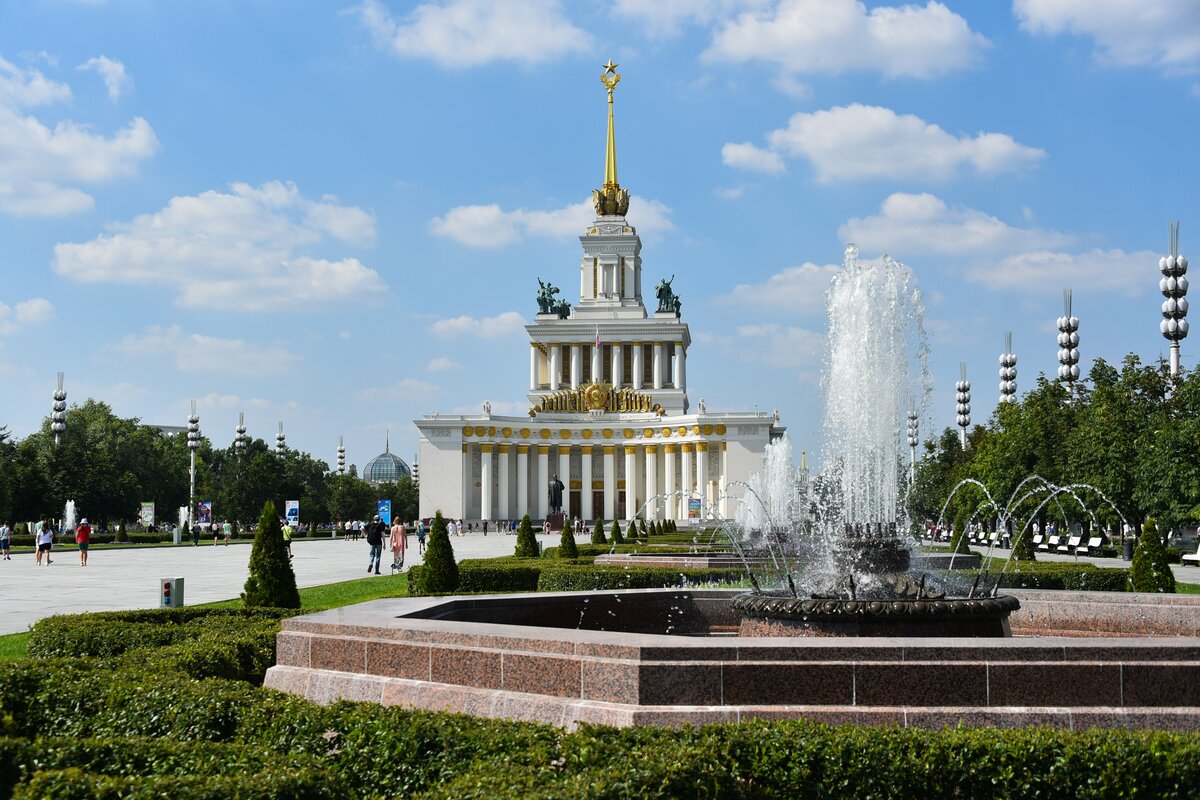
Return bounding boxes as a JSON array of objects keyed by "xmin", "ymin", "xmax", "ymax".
[
  {"xmin": 591, "ymin": 518, "xmax": 607, "ymax": 544},
  {"xmin": 610, "ymin": 519, "xmax": 624, "ymax": 544},
  {"xmin": 557, "ymin": 520, "xmax": 579, "ymax": 559},
  {"xmin": 514, "ymin": 514, "xmax": 539, "ymax": 558},
  {"xmin": 241, "ymin": 500, "xmax": 300, "ymax": 608},
  {"xmin": 1133, "ymin": 366, "xmax": 1200, "ymax": 534},
  {"xmin": 1130, "ymin": 518, "xmax": 1176, "ymax": 593},
  {"xmin": 419, "ymin": 511, "xmax": 458, "ymax": 594}
]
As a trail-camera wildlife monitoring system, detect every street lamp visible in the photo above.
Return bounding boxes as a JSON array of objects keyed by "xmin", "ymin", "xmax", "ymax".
[
  {"xmin": 187, "ymin": 401, "xmax": 200, "ymax": 531},
  {"xmin": 1160, "ymin": 220, "xmax": 1189, "ymax": 378},
  {"xmin": 1057, "ymin": 289, "xmax": 1080, "ymax": 390},
  {"xmin": 906, "ymin": 410, "xmax": 918, "ymax": 483},
  {"xmin": 275, "ymin": 421, "xmax": 286, "ymax": 455},
  {"xmin": 337, "ymin": 436, "xmax": 346, "ymax": 474},
  {"xmin": 51, "ymin": 372, "xmax": 66, "ymax": 446},
  {"xmin": 955, "ymin": 363, "xmax": 971, "ymax": 449},
  {"xmin": 999, "ymin": 331, "xmax": 1017, "ymax": 404},
  {"xmin": 234, "ymin": 412, "xmax": 247, "ymax": 453}
]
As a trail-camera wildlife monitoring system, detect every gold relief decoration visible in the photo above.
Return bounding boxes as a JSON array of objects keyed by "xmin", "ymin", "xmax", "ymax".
[
  {"xmin": 537, "ymin": 445, "xmax": 550, "ymax": 454},
  {"xmin": 662, "ymin": 427, "xmax": 672, "ymax": 437},
  {"xmin": 520, "ymin": 428, "xmax": 530, "ymax": 438},
  {"xmin": 540, "ymin": 429, "xmax": 551, "ymax": 439},
  {"xmin": 498, "ymin": 444, "xmax": 511, "ymax": 453},
  {"xmin": 487, "ymin": 426, "xmax": 496, "ymax": 436},
  {"xmin": 643, "ymin": 428, "xmax": 654, "ymax": 438},
  {"xmin": 715, "ymin": 424, "xmax": 727, "ymax": 435},
  {"xmin": 681, "ymin": 443, "xmax": 693, "ymax": 452},
  {"xmin": 664, "ymin": 444, "xmax": 676, "ymax": 453},
  {"xmin": 602, "ymin": 429, "xmax": 613, "ymax": 439},
  {"xmin": 696, "ymin": 442, "xmax": 708, "ymax": 452},
  {"xmin": 480, "ymin": 444, "xmax": 494, "ymax": 453},
  {"xmin": 560, "ymin": 430, "xmax": 571, "ymax": 439},
  {"xmin": 569, "ymin": 480, "xmax": 582, "ymax": 489},
  {"xmin": 502, "ymin": 427, "xmax": 512, "ymax": 437},
  {"xmin": 474, "ymin": 426, "xmax": 486, "ymax": 437},
  {"xmin": 677, "ymin": 426, "xmax": 687, "ymax": 436},
  {"xmin": 623, "ymin": 428, "xmax": 634, "ymax": 438},
  {"xmin": 692, "ymin": 425, "xmax": 701, "ymax": 435},
  {"xmin": 702, "ymin": 425, "xmax": 713, "ymax": 436},
  {"xmin": 537, "ymin": 381, "xmax": 664, "ymax": 415},
  {"xmin": 517, "ymin": 444, "xmax": 530, "ymax": 454},
  {"xmin": 592, "ymin": 480, "xmax": 604, "ymax": 489},
  {"xmin": 602, "ymin": 445, "xmax": 615, "ymax": 454},
  {"xmin": 582, "ymin": 429, "xmax": 593, "ymax": 439},
  {"xmin": 624, "ymin": 446, "xmax": 637, "ymax": 455},
  {"xmin": 461, "ymin": 426, "xmax": 472, "ymax": 437}
]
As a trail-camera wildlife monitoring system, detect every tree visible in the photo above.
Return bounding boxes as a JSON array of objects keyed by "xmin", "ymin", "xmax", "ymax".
[
  {"xmin": 419, "ymin": 511, "xmax": 458, "ymax": 594},
  {"xmin": 1130, "ymin": 518, "xmax": 1176, "ymax": 593},
  {"xmin": 610, "ymin": 519, "xmax": 624, "ymax": 544},
  {"xmin": 514, "ymin": 514, "xmax": 539, "ymax": 558},
  {"xmin": 241, "ymin": 500, "xmax": 300, "ymax": 608},
  {"xmin": 591, "ymin": 518, "xmax": 607, "ymax": 544},
  {"xmin": 948, "ymin": 513, "xmax": 971, "ymax": 555},
  {"xmin": 558, "ymin": 521, "xmax": 579, "ymax": 559}
]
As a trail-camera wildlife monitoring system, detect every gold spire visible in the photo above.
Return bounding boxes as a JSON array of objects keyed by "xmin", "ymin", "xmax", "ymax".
[{"xmin": 593, "ymin": 59, "xmax": 630, "ymax": 217}]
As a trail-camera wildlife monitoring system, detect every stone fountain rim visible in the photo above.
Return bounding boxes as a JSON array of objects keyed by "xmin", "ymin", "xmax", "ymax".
[{"xmin": 730, "ymin": 590, "xmax": 1020, "ymax": 622}]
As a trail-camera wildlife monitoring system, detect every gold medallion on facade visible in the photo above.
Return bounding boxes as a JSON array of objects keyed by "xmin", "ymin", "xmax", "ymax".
[
  {"xmin": 474, "ymin": 426, "xmax": 486, "ymax": 437},
  {"xmin": 540, "ymin": 429, "xmax": 551, "ymax": 439},
  {"xmin": 582, "ymin": 429, "xmax": 593, "ymax": 439},
  {"xmin": 461, "ymin": 426, "xmax": 472, "ymax": 437},
  {"xmin": 502, "ymin": 427, "xmax": 512, "ymax": 437}
]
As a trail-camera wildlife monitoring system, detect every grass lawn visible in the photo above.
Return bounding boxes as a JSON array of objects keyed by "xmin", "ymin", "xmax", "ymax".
[
  {"xmin": 0, "ymin": 632, "xmax": 28, "ymax": 660},
  {"xmin": 1177, "ymin": 581, "xmax": 1200, "ymax": 594}
]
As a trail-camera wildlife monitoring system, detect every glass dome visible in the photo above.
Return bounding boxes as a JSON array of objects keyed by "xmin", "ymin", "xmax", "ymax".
[{"xmin": 363, "ymin": 447, "xmax": 411, "ymax": 484}]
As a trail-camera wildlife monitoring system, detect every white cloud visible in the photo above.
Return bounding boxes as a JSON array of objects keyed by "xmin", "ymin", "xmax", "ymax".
[
  {"xmin": 426, "ymin": 357, "xmax": 461, "ymax": 371},
  {"xmin": 357, "ymin": 0, "xmax": 590, "ymax": 68},
  {"xmin": 430, "ymin": 195, "xmax": 673, "ymax": 247},
  {"xmin": 0, "ymin": 297, "xmax": 55, "ymax": 335},
  {"xmin": 613, "ymin": 0, "xmax": 761, "ymax": 37},
  {"xmin": 714, "ymin": 186, "xmax": 744, "ymax": 199},
  {"xmin": 966, "ymin": 249, "xmax": 1157, "ymax": 295},
  {"xmin": 718, "ymin": 262, "xmax": 839, "ymax": 313},
  {"xmin": 721, "ymin": 142, "xmax": 786, "ymax": 174},
  {"xmin": 1015, "ymin": 0, "xmax": 1200, "ymax": 74},
  {"xmin": 0, "ymin": 54, "xmax": 157, "ymax": 217},
  {"xmin": 704, "ymin": 0, "xmax": 988, "ymax": 79},
  {"xmin": 725, "ymin": 104, "xmax": 1044, "ymax": 182},
  {"xmin": 53, "ymin": 181, "xmax": 386, "ymax": 310},
  {"xmin": 113, "ymin": 325, "xmax": 301, "ymax": 375},
  {"xmin": 728, "ymin": 323, "xmax": 824, "ymax": 367},
  {"xmin": 430, "ymin": 311, "xmax": 525, "ymax": 339},
  {"xmin": 78, "ymin": 55, "xmax": 130, "ymax": 100},
  {"xmin": 839, "ymin": 193, "xmax": 1074, "ymax": 256},
  {"xmin": 360, "ymin": 377, "xmax": 440, "ymax": 400}
]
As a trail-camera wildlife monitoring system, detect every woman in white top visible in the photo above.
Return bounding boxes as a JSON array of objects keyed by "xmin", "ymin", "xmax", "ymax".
[{"xmin": 35, "ymin": 518, "xmax": 54, "ymax": 565}]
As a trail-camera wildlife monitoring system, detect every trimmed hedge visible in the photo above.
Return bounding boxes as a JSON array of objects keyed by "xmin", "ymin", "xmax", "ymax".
[
  {"xmin": 536, "ymin": 565, "xmax": 746, "ymax": 592},
  {"xmin": 976, "ymin": 560, "xmax": 1131, "ymax": 592},
  {"xmin": 407, "ymin": 558, "xmax": 545, "ymax": 595}
]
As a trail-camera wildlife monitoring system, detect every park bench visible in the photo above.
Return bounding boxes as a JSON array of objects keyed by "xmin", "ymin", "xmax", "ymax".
[
  {"xmin": 1060, "ymin": 535, "xmax": 1080, "ymax": 555},
  {"xmin": 1084, "ymin": 536, "xmax": 1104, "ymax": 556},
  {"xmin": 1045, "ymin": 535, "xmax": 1061, "ymax": 552},
  {"xmin": 1032, "ymin": 534, "xmax": 1045, "ymax": 550},
  {"xmin": 1183, "ymin": 542, "xmax": 1200, "ymax": 565}
]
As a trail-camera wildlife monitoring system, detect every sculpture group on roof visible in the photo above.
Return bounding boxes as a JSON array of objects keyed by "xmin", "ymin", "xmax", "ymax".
[{"xmin": 536, "ymin": 278, "xmax": 571, "ymax": 318}]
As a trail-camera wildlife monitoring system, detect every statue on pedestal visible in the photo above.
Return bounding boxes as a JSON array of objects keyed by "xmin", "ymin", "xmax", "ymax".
[
  {"xmin": 548, "ymin": 474, "xmax": 565, "ymax": 514},
  {"xmin": 655, "ymin": 275, "xmax": 680, "ymax": 315},
  {"xmin": 537, "ymin": 279, "xmax": 561, "ymax": 314}
]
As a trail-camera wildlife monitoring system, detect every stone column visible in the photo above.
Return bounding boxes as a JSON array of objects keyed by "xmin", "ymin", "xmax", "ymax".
[
  {"xmin": 570, "ymin": 344, "xmax": 581, "ymax": 389},
  {"xmin": 695, "ymin": 442, "xmax": 707, "ymax": 516},
  {"xmin": 529, "ymin": 345, "xmax": 538, "ymax": 391},
  {"xmin": 644, "ymin": 444, "xmax": 658, "ymax": 520},
  {"xmin": 680, "ymin": 443, "xmax": 693, "ymax": 522},
  {"xmin": 663, "ymin": 444, "xmax": 676, "ymax": 520},
  {"xmin": 719, "ymin": 442, "xmax": 728, "ymax": 518},
  {"xmin": 516, "ymin": 444, "xmax": 530, "ymax": 518},
  {"xmin": 653, "ymin": 343, "xmax": 663, "ymax": 389},
  {"xmin": 480, "ymin": 444, "xmax": 494, "ymax": 522},
  {"xmin": 624, "ymin": 445, "xmax": 637, "ymax": 521},
  {"xmin": 591, "ymin": 344, "xmax": 602, "ymax": 383},
  {"xmin": 497, "ymin": 444, "xmax": 511, "ymax": 520},
  {"xmin": 611, "ymin": 343, "xmax": 622, "ymax": 388},
  {"xmin": 581, "ymin": 445, "xmax": 594, "ymax": 521},
  {"xmin": 631, "ymin": 343, "xmax": 643, "ymax": 390},
  {"xmin": 603, "ymin": 445, "xmax": 616, "ymax": 521},
  {"xmin": 558, "ymin": 445, "xmax": 571, "ymax": 520},
  {"xmin": 674, "ymin": 343, "xmax": 686, "ymax": 392},
  {"xmin": 536, "ymin": 445, "xmax": 549, "ymax": 520},
  {"xmin": 549, "ymin": 345, "xmax": 561, "ymax": 391}
]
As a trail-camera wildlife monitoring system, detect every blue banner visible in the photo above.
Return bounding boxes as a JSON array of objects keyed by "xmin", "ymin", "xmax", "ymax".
[{"xmin": 377, "ymin": 499, "xmax": 392, "ymax": 525}]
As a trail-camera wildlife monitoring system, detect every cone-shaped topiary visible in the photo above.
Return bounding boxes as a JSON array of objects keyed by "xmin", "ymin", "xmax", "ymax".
[
  {"xmin": 948, "ymin": 515, "xmax": 971, "ymax": 555},
  {"xmin": 419, "ymin": 511, "xmax": 459, "ymax": 594},
  {"xmin": 591, "ymin": 517, "xmax": 607, "ymax": 545},
  {"xmin": 611, "ymin": 519, "xmax": 624, "ymax": 544},
  {"xmin": 1130, "ymin": 518, "xmax": 1176, "ymax": 593},
  {"xmin": 640, "ymin": 519, "xmax": 649, "ymax": 539},
  {"xmin": 514, "ymin": 514, "xmax": 539, "ymax": 559},
  {"xmin": 242, "ymin": 500, "xmax": 300, "ymax": 608},
  {"xmin": 1010, "ymin": 519, "xmax": 1036, "ymax": 561},
  {"xmin": 558, "ymin": 520, "xmax": 579, "ymax": 559}
]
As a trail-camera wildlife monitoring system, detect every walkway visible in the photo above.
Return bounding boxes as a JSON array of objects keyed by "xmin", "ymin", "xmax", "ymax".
[
  {"xmin": 0, "ymin": 532, "xmax": 547, "ymax": 636},
  {"xmin": 969, "ymin": 545, "xmax": 1200, "ymax": 583}
]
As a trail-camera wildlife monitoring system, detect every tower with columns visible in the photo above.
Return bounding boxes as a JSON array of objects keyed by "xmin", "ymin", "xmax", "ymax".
[{"xmin": 414, "ymin": 63, "xmax": 784, "ymax": 526}]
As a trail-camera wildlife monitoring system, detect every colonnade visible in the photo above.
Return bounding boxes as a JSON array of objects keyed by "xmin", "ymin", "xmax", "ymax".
[
  {"xmin": 468, "ymin": 439, "xmax": 725, "ymax": 523},
  {"xmin": 530, "ymin": 341, "xmax": 686, "ymax": 392}
]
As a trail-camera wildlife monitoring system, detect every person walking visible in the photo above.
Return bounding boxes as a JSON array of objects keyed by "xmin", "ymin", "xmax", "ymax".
[
  {"xmin": 75, "ymin": 517, "xmax": 92, "ymax": 566},
  {"xmin": 416, "ymin": 519, "xmax": 426, "ymax": 554},
  {"xmin": 447, "ymin": 518, "xmax": 458, "ymax": 538},
  {"xmin": 35, "ymin": 518, "xmax": 53, "ymax": 565},
  {"xmin": 366, "ymin": 515, "xmax": 385, "ymax": 574},
  {"xmin": 281, "ymin": 518, "xmax": 294, "ymax": 559},
  {"xmin": 222, "ymin": 520, "xmax": 232, "ymax": 545},
  {"xmin": 389, "ymin": 518, "xmax": 407, "ymax": 571},
  {"xmin": 0, "ymin": 520, "xmax": 11, "ymax": 560}
]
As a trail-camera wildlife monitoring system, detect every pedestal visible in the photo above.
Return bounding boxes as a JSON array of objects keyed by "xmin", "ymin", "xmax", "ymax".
[{"xmin": 545, "ymin": 513, "xmax": 565, "ymax": 533}]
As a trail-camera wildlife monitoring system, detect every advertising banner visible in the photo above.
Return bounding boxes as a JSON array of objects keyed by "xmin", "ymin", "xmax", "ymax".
[
  {"xmin": 377, "ymin": 500, "xmax": 392, "ymax": 526},
  {"xmin": 687, "ymin": 497, "xmax": 702, "ymax": 520},
  {"xmin": 197, "ymin": 501, "xmax": 213, "ymax": 525},
  {"xmin": 139, "ymin": 502, "xmax": 155, "ymax": 528},
  {"xmin": 285, "ymin": 500, "xmax": 300, "ymax": 525}
]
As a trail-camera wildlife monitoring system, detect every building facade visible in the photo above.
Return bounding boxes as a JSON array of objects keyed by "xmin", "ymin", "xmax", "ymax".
[{"xmin": 414, "ymin": 64, "xmax": 783, "ymax": 523}]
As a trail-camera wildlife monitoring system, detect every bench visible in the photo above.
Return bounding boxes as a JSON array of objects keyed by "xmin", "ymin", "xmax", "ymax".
[
  {"xmin": 1032, "ymin": 534, "xmax": 1045, "ymax": 550},
  {"xmin": 1060, "ymin": 535, "xmax": 1080, "ymax": 555},
  {"xmin": 1045, "ymin": 535, "xmax": 1061, "ymax": 553},
  {"xmin": 1183, "ymin": 543, "xmax": 1200, "ymax": 564}
]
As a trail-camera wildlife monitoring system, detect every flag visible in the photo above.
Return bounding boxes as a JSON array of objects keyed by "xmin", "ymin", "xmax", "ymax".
[{"xmin": 595, "ymin": 326, "xmax": 601, "ymax": 347}]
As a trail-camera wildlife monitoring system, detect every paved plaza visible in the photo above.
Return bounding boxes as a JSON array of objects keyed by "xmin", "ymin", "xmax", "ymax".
[{"xmin": 0, "ymin": 532, "xmax": 552, "ymax": 636}]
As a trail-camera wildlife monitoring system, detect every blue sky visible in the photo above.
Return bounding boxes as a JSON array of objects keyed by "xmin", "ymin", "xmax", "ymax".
[{"xmin": 1, "ymin": 0, "xmax": 1197, "ymax": 470}]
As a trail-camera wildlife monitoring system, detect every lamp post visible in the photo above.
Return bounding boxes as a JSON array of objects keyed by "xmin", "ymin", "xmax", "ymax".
[
  {"xmin": 999, "ymin": 331, "xmax": 1017, "ymax": 404},
  {"xmin": 51, "ymin": 372, "xmax": 66, "ymax": 446},
  {"xmin": 275, "ymin": 422, "xmax": 286, "ymax": 455},
  {"xmin": 955, "ymin": 363, "xmax": 971, "ymax": 449},
  {"xmin": 906, "ymin": 411, "xmax": 918, "ymax": 483},
  {"xmin": 187, "ymin": 401, "xmax": 200, "ymax": 531},
  {"xmin": 233, "ymin": 412, "xmax": 247, "ymax": 528},
  {"xmin": 1057, "ymin": 289, "xmax": 1080, "ymax": 390},
  {"xmin": 1160, "ymin": 220, "xmax": 1189, "ymax": 378},
  {"xmin": 337, "ymin": 436, "xmax": 346, "ymax": 474}
]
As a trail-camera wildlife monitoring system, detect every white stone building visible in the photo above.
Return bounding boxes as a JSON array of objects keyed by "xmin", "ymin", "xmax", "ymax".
[{"xmin": 414, "ymin": 63, "xmax": 783, "ymax": 524}]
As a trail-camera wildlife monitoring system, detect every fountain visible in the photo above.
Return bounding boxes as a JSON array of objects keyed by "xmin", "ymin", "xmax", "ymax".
[{"xmin": 62, "ymin": 500, "xmax": 77, "ymax": 534}]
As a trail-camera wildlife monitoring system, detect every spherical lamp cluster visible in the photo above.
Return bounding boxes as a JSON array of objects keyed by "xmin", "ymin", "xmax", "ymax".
[
  {"xmin": 998, "ymin": 331, "xmax": 1017, "ymax": 404},
  {"xmin": 906, "ymin": 411, "xmax": 919, "ymax": 449},
  {"xmin": 51, "ymin": 372, "xmax": 67, "ymax": 446},
  {"xmin": 1160, "ymin": 220, "xmax": 1189, "ymax": 377},
  {"xmin": 1057, "ymin": 289, "xmax": 1080, "ymax": 383},
  {"xmin": 337, "ymin": 436, "xmax": 346, "ymax": 474},
  {"xmin": 275, "ymin": 421, "xmax": 286, "ymax": 455},
  {"xmin": 955, "ymin": 363, "xmax": 970, "ymax": 447},
  {"xmin": 186, "ymin": 406, "xmax": 201, "ymax": 452},
  {"xmin": 234, "ymin": 412, "xmax": 247, "ymax": 454}
]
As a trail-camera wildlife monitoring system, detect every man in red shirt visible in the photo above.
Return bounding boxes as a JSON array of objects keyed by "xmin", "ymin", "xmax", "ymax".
[{"xmin": 75, "ymin": 517, "xmax": 92, "ymax": 566}]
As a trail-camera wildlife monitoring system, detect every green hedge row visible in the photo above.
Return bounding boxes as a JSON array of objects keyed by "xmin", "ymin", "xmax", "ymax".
[
  {"xmin": 977, "ymin": 560, "xmax": 1132, "ymax": 592},
  {"xmin": 407, "ymin": 559, "xmax": 748, "ymax": 595},
  {"xmin": 1, "ymin": 659, "xmax": 1198, "ymax": 799}
]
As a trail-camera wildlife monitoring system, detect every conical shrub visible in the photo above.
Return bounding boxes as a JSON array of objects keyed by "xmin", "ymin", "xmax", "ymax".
[
  {"xmin": 419, "ymin": 511, "xmax": 459, "ymax": 594},
  {"xmin": 242, "ymin": 500, "xmax": 300, "ymax": 609},
  {"xmin": 1010, "ymin": 520, "xmax": 1036, "ymax": 561},
  {"xmin": 514, "ymin": 514, "xmax": 539, "ymax": 559},
  {"xmin": 948, "ymin": 515, "xmax": 971, "ymax": 555},
  {"xmin": 558, "ymin": 520, "xmax": 579, "ymax": 559},
  {"xmin": 591, "ymin": 518, "xmax": 607, "ymax": 545},
  {"xmin": 1130, "ymin": 518, "xmax": 1176, "ymax": 593},
  {"xmin": 610, "ymin": 519, "xmax": 624, "ymax": 544},
  {"xmin": 640, "ymin": 519, "xmax": 649, "ymax": 539}
]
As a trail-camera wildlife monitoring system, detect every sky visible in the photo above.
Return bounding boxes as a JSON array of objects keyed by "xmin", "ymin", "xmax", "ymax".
[{"xmin": 1, "ymin": 0, "xmax": 1198, "ymax": 472}]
